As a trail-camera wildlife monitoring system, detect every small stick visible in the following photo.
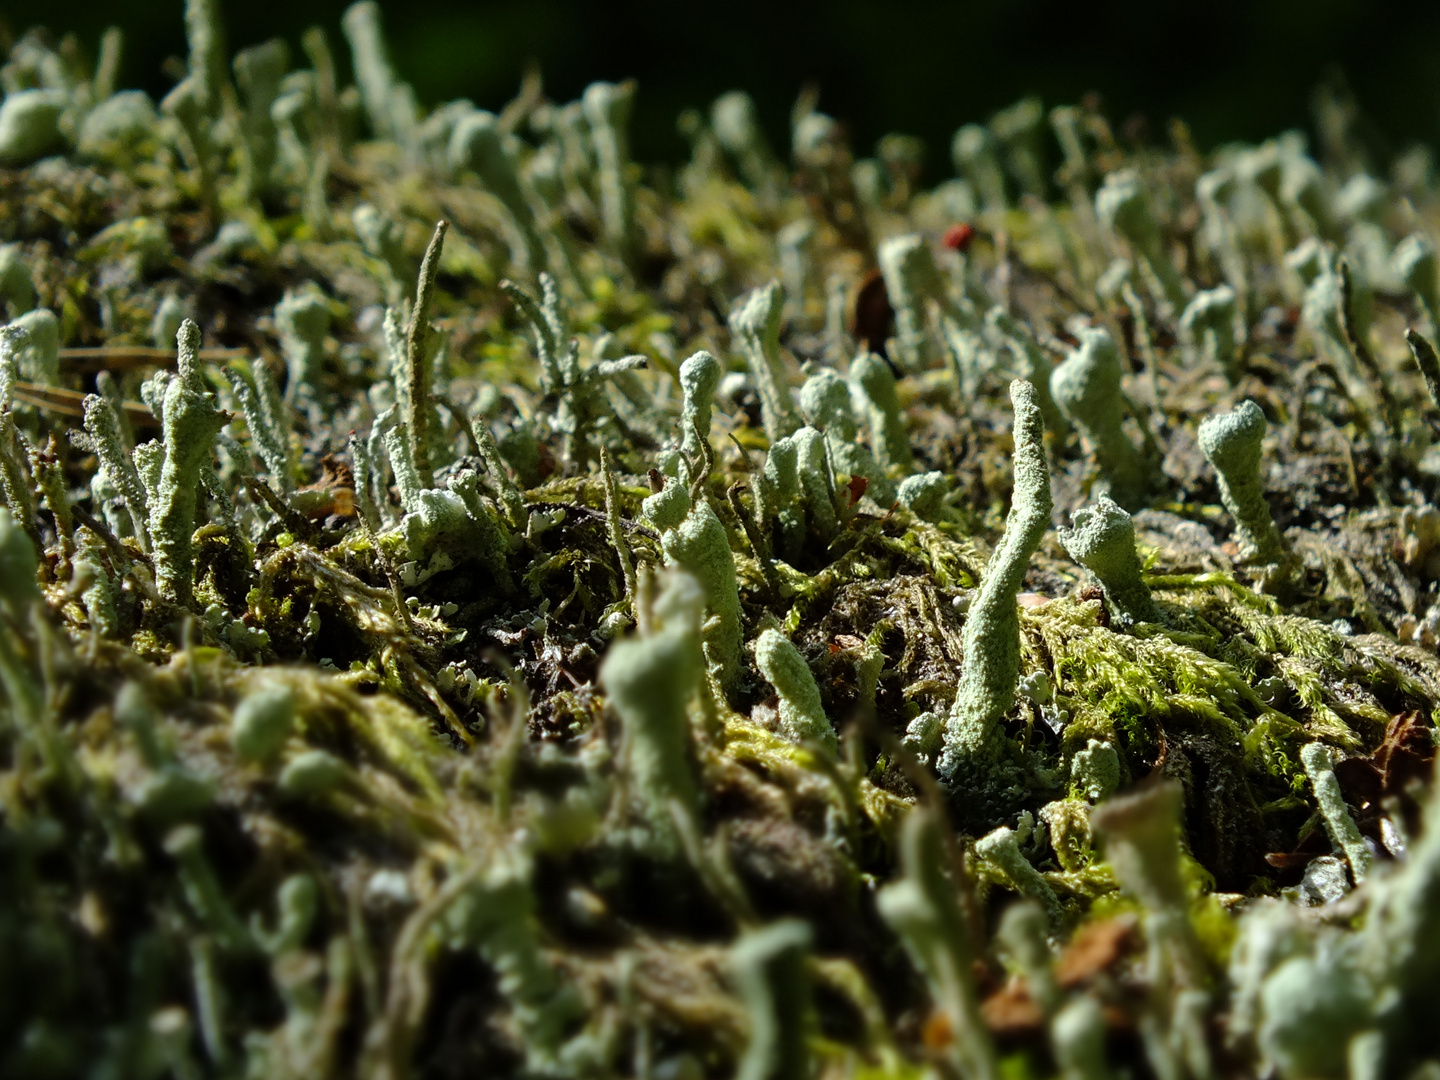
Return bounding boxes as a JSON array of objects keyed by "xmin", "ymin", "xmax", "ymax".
[
  {"xmin": 600, "ymin": 446, "xmax": 636, "ymax": 605},
  {"xmin": 60, "ymin": 346, "xmax": 249, "ymax": 372},
  {"xmin": 406, "ymin": 220, "xmax": 449, "ymax": 489},
  {"xmin": 727, "ymin": 482, "xmax": 781, "ymax": 601},
  {"xmin": 242, "ymin": 475, "xmax": 319, "ymax": 542},
  {"xmin": 1337, "ymin": 258, "xmax": 1400, "ymax": 439},
  {"xmin": 1406, "ymin": 327, "xmax": 1440, "ymax": 416},
  {"xmin": 469, "ymin": 413, "xmax": 526, "ymax": 527},
  {"xmin": 685, "ymin": 417, "xmax": 714, "ymax": 504},
  {"xmin": 1120, "ymin": 281, "xmax": 1164, "ymax": 418},
  {"xmin": 10, "ymin": 381, "xmax": 157, "ymax": 428}
]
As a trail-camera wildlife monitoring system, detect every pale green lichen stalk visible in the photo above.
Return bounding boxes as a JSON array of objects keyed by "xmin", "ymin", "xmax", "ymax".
[
  {"xmin": 877, "ymin": 233, "xmax": 949, "ymax": 371},
  {"xmin": 987, "ymin": 305, "xmax": 1067, "ymax": 437},
  {"xmin": 1052, "ymin": 996, "xmax": 1114, "ymax": 1080},
  {"xmin": 445, "ymin": 855, "xmax": 591, "ymax": 1076},
  {"xmin": 149, "ymin": 319, "xmax": 227, "ymax": 607},
  {"xmin": 642, "ymin": 479, "xmax": 742, "ymax": 691},
  {"xmin": 1406, "ymin": 328, "xmax": 1440, "ymax": 415},
  {"xmin": 678, "ymin": 348, "xmax": 721, "ymax": 470},
  {"xmin": 404, "ymin": 219, "xmax": 448, "ymax": 489},
  {"xmin": 758, "ymin": 435, "xmax": 803, "ymax": 563},
  {"xmin": 730, "ymin": 920, "xmax": 814, "ymax": 1080},
  {"xmin": 342, "ymin": 0, "xmax": 415, "ymax": 145},
  {"xmin": 729, "ymin": 280, "xmax": 797, "ymax": 442},
  {"xmin": 711, "ymin": 90, "xmax": 777, "ymax": 197},
  {"xmin": 274, "ymin": 286, "xmax": 331, "ymax": 403},
  {"xmin": 792, "ymin": 426, "xmax": 839, "ymax": 541},
  {"xmin": 598, "ymin": 571, "xmax": 704, "ymax": 852},
  {"xmin": 798, "ymin": 367, "xmax": 892, "ymax": 504},
  {"xmin": 449, "ymin": 109, "xmax": 548, "ymax": 276},
  {"xmin": 353, "ymin": 203, "xmax": 409, "ymax": 291},
  {"xmin": 952, "ymin": 124, "xmax": 1007, "ymax": 215},
  {"xmin": 0, "ymin": 244, "xmax": 35, "ymax": 316},
  {"xmin": 1256, "ymin": 950, "xmax": 1372, "ymax": 1080},
  {"xmin": 83, "ymin": 392, "xmax": 151, "ymax": 550},
  {"xmin": 1058, "ymin": 495, "xmax": 1161, "ymax": 626},
  {"xmin": 185, "ymin": 0, "xmax": 229, "ymax": 118},
  {"xmin": 0, "ymin": 89, "xmax": 67, "ymax": 166},
  {"xmin": 1050, "ymin": 327, "xmax": 1151, "ymax": 506},
  {"xmin": 1393, "ymin": 232, "xmax": 1439, "ymax": 329},
  {"xmin": 876, "ymin": 807, "xmax": 998, "ymax": 1080},
  {"xmin": 233, "ymin": 38, "xmax": 289, "ymax": 201},
  {"xmin": 1095, "ymin": 169, "xmax": 1187, "ymax": 313},
  {"xmin": 1070, "ymin": 738, "xmax": 1121, "ymax": 802},
  {"xmin": 222, "ymin": 364, "xmax": 291, "ymax": 492},
  {"xmin": 73, "ymin": 535, "xmax": 118, "ymax": 637},
  {"xmin": 504, "ymin": 272, "xmax": 647, "ymax": 470},
  {"xmin": 849, "ymin": 349, "xmax": 912, "ymax": 471},
  {"xmin": 1195, "ymin": 167, "xmax": 1251, "ymax": 317},
  {"xmin": 1091, "ymin": 781, "xmax": 1205, "ymax": 990},
  {"xmin": 582, "ymin": 80, "xmax": 636, "ymax": 261},
  {"xmin": 232, "ymin": 684, "xmax": 297, "ymax": 764},
  {"xmin": 6, "ymin": 307, "xmax": 60, "ymax": 386},
  {"xmin": 1359, "ymin": 765, "xmax": 1440, "ymax": 1038},
  {"xmin": 897, "ymin": 470, "xmax": 948, "ymax": 522},
  {"xmin": 996, "ymin": 902, "xmax": 1059, "ymax": 1016},
  {"xmin": 1297, "ymin": 248, "xmax": 1372, "ymax": 400},
  {"xmin": 990, "ymin": 96, "xmax": 1046, "ymax": 197},
  {"xmin": 976, "ymin": 824, "xmax": 1061, "ymax": 921},
  {"xmin": 754, "ymin": 628, "xmax": 836, "ymax": 756},
  {"xmin": 940, "ymin": 379, "xmax": 1052, "ymax": 776},
  {"xmin": 1179, "ymin": 284, "xmax": 1240, "ymax": 383},
  {"xmin": 1197, "ymin": 400, "xmax": 1287, "ymax": 563}
]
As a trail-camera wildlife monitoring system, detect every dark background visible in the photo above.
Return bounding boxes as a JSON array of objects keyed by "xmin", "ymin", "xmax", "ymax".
[{"xmin": 3, "ymin": 0, "xmax": 1440, "ymax": 175}]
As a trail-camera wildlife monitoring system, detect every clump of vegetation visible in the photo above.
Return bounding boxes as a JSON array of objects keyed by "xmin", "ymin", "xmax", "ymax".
[{"xmin": 2, "ymin": 5, "xmax": 1440, "ymax": 1077}]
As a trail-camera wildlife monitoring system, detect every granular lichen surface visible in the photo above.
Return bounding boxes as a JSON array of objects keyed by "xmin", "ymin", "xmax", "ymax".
[{"xmin": 1, "ymin": 5, "xmax": 1439, "ymax": 1078}]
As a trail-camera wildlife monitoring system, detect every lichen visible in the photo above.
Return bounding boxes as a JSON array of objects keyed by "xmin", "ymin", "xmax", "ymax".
[
  {"xmin": 0, "ymin": 7, "xmax": 1439, "ymax": 1077},
  {"xmin": 940, "ymin": 379, "xmax": 1051, "ymax": 775}
]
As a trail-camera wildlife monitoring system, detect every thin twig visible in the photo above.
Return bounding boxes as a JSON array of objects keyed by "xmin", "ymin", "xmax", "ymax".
[
  {"xmin": 686, "ymin": 417, "xmax": 714, "ymax": 504},
  {"xmin": 1406, "ymin": 327, "xmax": 1440, "ymax": 418},
  {"xmin": 727, "ymin": 482, "xmax": 781, "ymax": 601},
  {"xmin": 1338, "ymin": 257, "xmax": 1400, "ymax": 440},
  {"xmin": 406, "ymin": 220, "xmax": 449, "ymax": 488},
  {"xmin": 1120, "ymin": 281, "xmax": 1165, "ymax": 420},
  {"xmin": 242, "ymin": 475, "xmax": 320, "ymax": 542},
  {"xmin": 600, "ymin": 447, "xmax": 637, "ymax": 605},
  {"xmin": 11, "ymin": 381, "xmax": 158, "ymax": 429},
  {"xmin": 59, "ymin": 346, "xmax": 249, "ymax": 371}
]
